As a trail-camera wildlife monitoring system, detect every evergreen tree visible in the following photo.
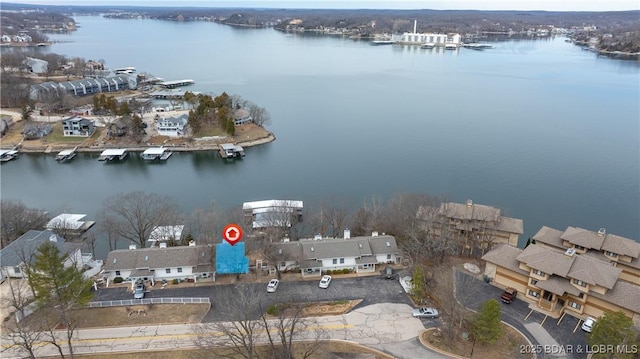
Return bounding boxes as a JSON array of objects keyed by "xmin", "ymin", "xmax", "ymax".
[
  {"xmin": 472, "ymin": 299, "xmax": 503, "ymax": 345},
  {"xmin": 587, "ymin": 311, "xmax": 639, "ymax": 359}
]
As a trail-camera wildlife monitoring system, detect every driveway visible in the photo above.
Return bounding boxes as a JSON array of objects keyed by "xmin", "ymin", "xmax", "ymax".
[{"xmin": 454, "ymin": 269, "xmax": 588, "ymax": 359}]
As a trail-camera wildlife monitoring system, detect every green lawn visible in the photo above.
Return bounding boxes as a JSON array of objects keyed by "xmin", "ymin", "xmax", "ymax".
[{"xmin": 44, "ymin": 124, "xmax": 102, "ymax": 143}]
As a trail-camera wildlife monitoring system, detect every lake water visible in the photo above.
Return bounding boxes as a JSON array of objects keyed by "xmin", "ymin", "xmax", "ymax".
[{"xmin": 2, "ymin": 16, "xmax": 639, "ymax": 257}]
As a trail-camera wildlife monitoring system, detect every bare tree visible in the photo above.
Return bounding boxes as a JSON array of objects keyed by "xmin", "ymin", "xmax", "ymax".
[
  {"xmin": 260, "ymin": 303, "xmax": 326, "ymax": 359},
  {"xmin": 248, "ymin": 103, "xmax": 271, "ymax": 126},
  {"xmin": 1, "ymin": 199, "xmax": 49, "ymax": 248},
  {"xmin": 1, "ymin": 316, "xmax": 45, "ymax": 359},
  {"xmin": 101, "ymin": 191, "xmax": 180, "ymax": 248},
  {"xmin": 306, "ymin": 198, "xmax": 351, "ymax": 238},
  {"xmin": 194, "ymin": 284, "xmax": 265, "ymax": 359}
]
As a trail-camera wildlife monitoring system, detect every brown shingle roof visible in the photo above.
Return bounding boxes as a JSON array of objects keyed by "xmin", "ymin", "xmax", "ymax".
[
  {"xmin": 532, "ymin": 226, "xmax": 565, "ymax": 249},
  {"xmin": 516, "ymin": 245, "xmax": 575, "ymax": 277},
  {"xmin": 439, "ymin": 201, "xmax": 501, "ymax": 222},
  {"xmin": 601, "ymin": 234, "xmax": 640, "ymax": 259},
  {"xmin": 590, "ymin": 280, "xmax": 640, "ymax": 313},
  {"xmin": 481, "ymin": 244, "xmax": 528, "ymax": 276},
  {"xmin": 535, "ymin": 276, "xmax": 582, "ymax": 297},
  {"xmin": 560, "ymin": 227, "xmax": 606, "ymax": 250},
  {"xmin": 567, "ymin": 255, "xmax": 621, "ymax": 289}
]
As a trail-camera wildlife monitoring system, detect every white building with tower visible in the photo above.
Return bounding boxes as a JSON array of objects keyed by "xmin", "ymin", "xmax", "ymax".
[{"xmin": 396, "ymin": 20, "xmax": 462, "ymax": 47}]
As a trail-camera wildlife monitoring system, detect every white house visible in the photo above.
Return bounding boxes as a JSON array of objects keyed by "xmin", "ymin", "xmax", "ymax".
[
  {"xmin": 102, "ymin": 242, "xmax": 214, "ymax": 285},
  {"xmin": 0, "ymin": 230, "xmax": 101, "ymax": 280},
  {"xmin": 25, "ymin": 57, "xmax": 48, "ymax": 74},
  {"xmin": 272, "ymin": 231, "xmax": 400, "ymax": 277},
  {"xmin": 233, "ymin": 108, "xmax": 253, "ymax": 126},
  {"xmin": 156, "ymin": 113, "xmax": 188, "ymax": 137},
  {"xmin": 61, "ymin": 116, "xmax": 96, "ymax": 137}
]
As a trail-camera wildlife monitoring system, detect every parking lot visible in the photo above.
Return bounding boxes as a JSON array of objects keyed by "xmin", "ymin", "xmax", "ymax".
[{"xmin": 93, "ymin": 274, "xmax": 415, "ymax": 322}]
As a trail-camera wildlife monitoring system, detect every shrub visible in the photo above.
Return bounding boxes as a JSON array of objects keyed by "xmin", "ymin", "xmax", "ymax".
[
  {"xmin": 342, "ymin": 268, "xmax": 350, "ymax": 274},
  {"xmin": 326, "ymin": 270, "xmax": 332, "ymax": 275},
  {"xmin": 113, "ymin": 277, "xmax": 124, "ymax": 283},
  {"xmin": 267, "ymin": 304, "xmax": 281, "ymax": 316}
]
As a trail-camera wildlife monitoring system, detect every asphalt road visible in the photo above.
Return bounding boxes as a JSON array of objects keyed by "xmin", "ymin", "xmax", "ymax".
[{"xmin": 93, "ymin": 275, "xmax": 415, "ymax": 322}]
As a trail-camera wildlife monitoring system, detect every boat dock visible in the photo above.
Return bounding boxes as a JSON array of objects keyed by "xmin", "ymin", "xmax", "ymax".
[
  {"xmin": 55, "ymin": 146, "xmax": 78, "ymax": 162},
  {"xmin": 370, "ymin": 40, "xmax": 395, "ymax": 45},
  {"xmin": 462, "ymin": 43, "xmax": 494, "ymax": 50},
  {"xmin": 219, "ymin": 143, "xmax": 245, "ymax": 159},
  {"xmin": 98, "ymin": 149, "xmax": 129, "ymax": 161},
  {"xmin": 0, "ymin": 149, "xmax": 19, "ymax": 162},
  {"xmin": 141, "ymin": 147, "xmax": 173, "ymax": 161},
  {"xmin": 159, "ymin": 79, "xmax": 195, "ymax": 89}
]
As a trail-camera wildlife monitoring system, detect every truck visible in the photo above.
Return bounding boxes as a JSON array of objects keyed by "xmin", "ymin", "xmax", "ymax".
[{"xmin": 500, "ymin": 287, "xmax": 517, "ymax": 304}]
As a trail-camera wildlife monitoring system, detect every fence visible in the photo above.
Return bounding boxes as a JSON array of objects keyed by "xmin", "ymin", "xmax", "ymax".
[{"xmin": 88, "ymin": 297, "xmax": 210, "ymax": 308}]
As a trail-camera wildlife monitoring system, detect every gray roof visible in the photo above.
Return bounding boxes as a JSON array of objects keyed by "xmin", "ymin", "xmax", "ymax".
[
  {"xmin": 481, "ymin": 244, "xmax": 528, "ymax": 276},
  {"xmin": 566, "ymin": 255, "xmax": 621, "ymax": 289},
  {"xmin": 532, "ymin": 226, "xmax": 565, "ymax": 248},
  {"xmin": 601, "ymin": 233, "xmax": 640, "ymax": 258},
  {"xmin": 493, "ymin": 216, "xmax": 524, "ymax": 235},
  {"xmin": 535, "ymin": 275, "xmax": 582, "ymax": 297},
  {"xmin": 368, "ymin": 235, "xmax": 399, "ymax": 255},
  {"xmin": 302, "ymin": 238, "xmax": 372, "ymax": 259},
  {"xmin": 516, "ymin": 245, "xmax": 575, "ymax": 277},
  {"xmin": 560, "ymin": 227, "xmax": 606, "ymax": 250},
  {"xmin": 589, "ymin": 280, "xmax": 640, "ymax": 313},
  {"xmin": 439, "ymin": 201, "xmax": 501, "ymax": 222},
  {"xmin": 62, "ymin": 116, "xmax": 93, "ymax": 125},
  {"xmin": 0, "ymin": 230, "xmax": 77, "ymax": 267},
  {"xmin": 104, "ymin": 245, "xmax": 212, "ymax": 271},
  {"xmin": 158, "ymin": 114, "xmax": 188, "ymax": 125}
]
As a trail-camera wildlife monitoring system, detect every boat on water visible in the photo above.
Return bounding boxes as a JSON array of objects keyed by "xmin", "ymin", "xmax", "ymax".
[
  {"xmin": 0, "ymin": 149, "xmax": 19, "ymax": 162},
  {"xmin": 421, "ymin": 43, "xmax": 436, "ymax": 49},
  {"xmin": 55, "ymin": 146, "xmax": 78, "ymax": 162},
  {"xmin": 98, "ymin": 149, "xmax": 129, "ymax": 162},
  {"xmin": 140, "ymin": 147, "xmax": 172, "ymax": 161},
  {"xmin": 462, "ymin": 43, "xmax": 495, "ymax": 50},
  {"xmin": 444, "ymin": 43, "xmax": 459, "ymax": 50},
  {"xmin": 370, "ymin": 40, "xmax": 395, "ymax": 46}
]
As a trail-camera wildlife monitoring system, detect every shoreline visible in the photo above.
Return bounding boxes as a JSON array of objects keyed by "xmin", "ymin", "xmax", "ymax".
[{"xmin": 9, "ymin": 133, "xmax": 276, "ymax": 154}]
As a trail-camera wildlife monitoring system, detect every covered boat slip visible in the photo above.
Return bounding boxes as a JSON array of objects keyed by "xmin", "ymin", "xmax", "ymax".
[
  {"xmin": 0, "ymin": 149, "xmax": 19, "ymax": 162},
  {"xmin": 55, "ymin": 146, "xmax": 78, "ymax": 161},
  {"xmin": 140, "ymin": 147, "xmax": 172, "ymax": 161},
  {"xmin": 219, "ymin": 143, "xmax": 245, "ymax": 159},
  {"xmin": 98, "ymin": 148, "xmax": 129, "ymax": 161}
]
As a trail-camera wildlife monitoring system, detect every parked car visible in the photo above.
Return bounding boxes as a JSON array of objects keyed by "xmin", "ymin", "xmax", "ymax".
[
  {"xmin": 412, "ymin": 307, "xmax": 439, "ymax": 318},
  {"xmin": 267, "ymin": 279, "xmax": 279, "ymax": 293},
  {"xmin": 133, "ymin": 284, "xmax": 145, "ymax": 299},
  {"xmin": 500, "ymin": 287, "xmax": 517, "ymax": 304},
  {"xmin": 319, "ymin": 275, "xmax": 332, "ymax": 289},
  {"xmin": 384, "ymin": 266, "xmax": 396, "ymax": 279},
  {"xmin": 581, "ymin": 317, "xmax": 596, "ymax": 332}
]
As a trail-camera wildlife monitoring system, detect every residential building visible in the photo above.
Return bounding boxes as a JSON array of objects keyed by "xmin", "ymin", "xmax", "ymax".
[
  {"xmin": 156, "ymin": 113, "xmax": 188, "ymax": 137},
  {"xmin": 482, "ymin": 226, "xmax": 640, "ymax": 327},
  {"xmin": 233, "ymin": 108, "xmax": 253, "ymax": 126},
  {"xmin": 419, "ymin": 199, "xmax": 523, "ymax": 248},
  {"xmin": 102, "ymin": 243, "xmax": 214, "ymax": 285},
  {"xmin": 24, "ymin": 57, "xmax": 48, "ymax": 74},
  {"xmin": 46, "ymin": 213, "xmax": 96, "ymax": 236},
  {"xmin": 61, "ymin": 116, "xmax": 95, "ymax": 137},
  {"xmin": 0, "ymin": 230, "xmax": 101, "ymax": 280},
  {"xmin": 29, "ymin": 74, "xmax": 137, "ymax": 100},
  {"xmin": 271, "ymin": 231, "xmax": 400, "ymax": 277}
]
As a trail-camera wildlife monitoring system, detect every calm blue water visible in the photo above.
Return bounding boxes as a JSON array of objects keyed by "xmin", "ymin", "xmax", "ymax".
[{"xmin": 2, "ymin": 16, "xmax": 639, "ymax": 256}]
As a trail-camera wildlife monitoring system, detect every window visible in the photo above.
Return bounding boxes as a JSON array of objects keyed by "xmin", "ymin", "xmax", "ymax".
[
  {"xmin": 530, "ymin": 279, "xmax": 538, "ymax": 286},
  {"xmin": 573, "ymin": 278, "xmax": 587, "ymax": 287},
  {"xmin": 528, "ymin": 290, "xmax": 540, "ymax": 298},
  {"xmin": 387, "ymin": 254, "xmax": 392, "ymax": 260},
  {"xmin": 14, "ymin": 266, "xmax": 21, "ymax": 274},
  {"xmin": 115, "ymin": 270, "xmax": 121, "ymax": 276},
  {"xmin": 166, "ymin": 268, "xmax": 171, "ymax": 274},
  {"xmin": 177, "ymin": 267, "xmax": 183, "ymax": 273},
  {"xmin": 339, "ymin": 258, "xmax": 344, "ymax": 264},
  {"xmin": 532, "ymin": 269, "xmax": 546, "ymax": 277},
  {"xmin": 604, "ymin": 251, "xmax": 618, "ymax": 258},
  {"xmin": 332, "ymin": 259, "xmax": 337, "ymax": 265},
  {"xmin": 574, "ymin": 244, "xmax": 585, "ymax": 250},
  {"xmin": 568, "ymin": 301, "xmax": 582, "ymax": 310}
]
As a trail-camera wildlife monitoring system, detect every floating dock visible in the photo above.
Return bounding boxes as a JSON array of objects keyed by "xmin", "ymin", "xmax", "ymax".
[
  {"xmin": 159, "ymin": 79, "xmax": 195, "ymax": 89},
  {"xmin": 141, "ymin": 147, "xmax": 172, "ymax": 161},
  {"xmin": 98, "ymin": 149, "xmax": 129, "ymax": 162},
  {"xmin": 0, "ymin": 149, "xmax": 19, "ymax": 162},
  {"xmin": 219, "ymin": 143, "xmax": 245, "ymax": 159},
  {"xmin": 55, "ymin": 146, "xmax": 78, "ymax": 162}
]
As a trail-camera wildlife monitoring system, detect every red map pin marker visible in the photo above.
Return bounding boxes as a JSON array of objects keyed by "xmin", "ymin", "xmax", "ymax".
[{"xmin": 222, "ymin": 224, "xmax": 243, "ymax": 246}]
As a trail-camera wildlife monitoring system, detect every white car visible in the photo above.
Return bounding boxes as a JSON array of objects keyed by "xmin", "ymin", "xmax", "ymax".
[
  {"xmin": 581, "ymin": 317, "xmax": 596, "ymax": 332},
  {"xmin": 319, "ymin": 275, "xmax": 332, "ymax": 289},
  {"xmin": 412, "ymin": 307, "xmax": 439, "ymax": 318},
  {"xmin": 133, "ymin": 284, "xmax": 145, "ymax": 299},
  {"xmin": 267, "ymin": 279, "xmax": 279, "ymax": 293}
]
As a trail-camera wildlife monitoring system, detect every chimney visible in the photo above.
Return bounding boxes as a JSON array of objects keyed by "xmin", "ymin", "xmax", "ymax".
[
  {"xmin": 413, "ymin": 19, "xmax": 417, "ymax": 34},
  {"xmin": 49, "ymin": 234, "xmax": 58, "ymax": 242},
  {"xmin": 314, "ymin": 234, "xmax": 322, "ymax": 240},
  {"xmin": 188, "ymin": 240, "xmax": 196, "ymax": 247},
  {"xmin": 129, "ymin": 244, "xmax": 137, "ymax": 250},
  {"xmin": 598, "ymin": 228, "xmax": 606, "ymax": 236},
  {"xmin": 344, "ymin": 229, "xmax": 351, "ymax": 239},
  {"xmin": 372, "ymin": 231, "xmax": 379, "ymax": 237},
  {"xmin": 159, "ymin": 242, "xmax": 167, "ymax": 249}
]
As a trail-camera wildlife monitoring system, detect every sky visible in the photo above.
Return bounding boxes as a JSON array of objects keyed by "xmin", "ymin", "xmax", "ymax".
[{"xmin": 5, "ymin": 0, "xmax": 640, "ymax": 11}]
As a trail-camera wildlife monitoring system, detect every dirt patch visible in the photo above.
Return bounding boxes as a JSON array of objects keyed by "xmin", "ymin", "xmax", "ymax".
[
  {"xmin": 300, "ymin": 299, "xmax": 362, "ymax": 317},
  {"xmin": 70, "ymin": 304, "xmax": 210, "ymax": 328},
  {"xmin": 422, "ymin": 324, "xmax": 529, "ymax": 358}
]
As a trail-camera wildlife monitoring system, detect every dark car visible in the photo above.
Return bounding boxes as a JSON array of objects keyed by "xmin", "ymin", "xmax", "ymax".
[{"xmin": 500, "ymin": 287, "xmax": 517, "ymax": 304}]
